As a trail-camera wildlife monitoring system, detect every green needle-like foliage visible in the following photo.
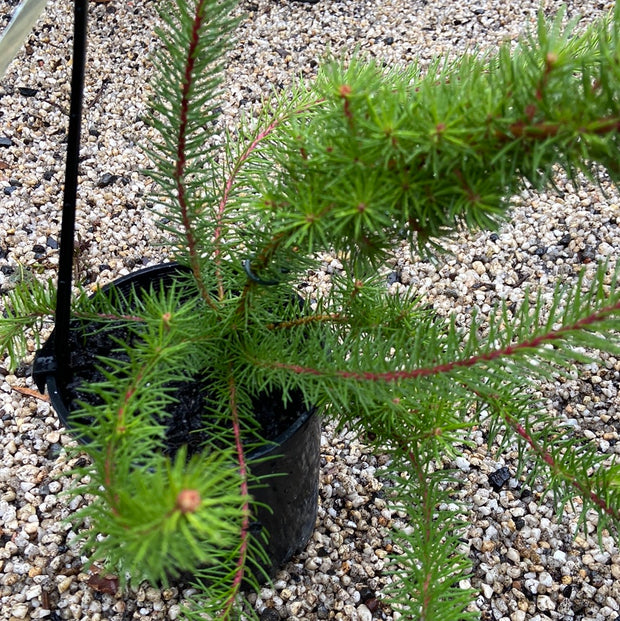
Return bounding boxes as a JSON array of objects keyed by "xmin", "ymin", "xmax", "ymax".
[{"xmin": 3, "ymin": 1, "xmax": 620, "ymax": 619}]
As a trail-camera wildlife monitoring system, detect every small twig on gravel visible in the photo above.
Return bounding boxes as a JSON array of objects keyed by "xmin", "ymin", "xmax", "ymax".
[{"xmin": 10, "ymin": 384, "xmax": 49, "ymax": 401}]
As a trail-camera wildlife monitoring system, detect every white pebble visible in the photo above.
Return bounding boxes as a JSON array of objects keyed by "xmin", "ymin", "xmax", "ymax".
[
  {"xmin": 552, "ymin": 550, "xmax": 567, "ymax": 563},
  {"xmin": 455, "ymin": 456, "xmax": 470, "ymax": 472},
  {"xmin": 481, "ymin": 583, "xmax": 494, "ymax": 599},
  {"xmin": 537, "ymin": 594, "xmax": 556, "ymax": 611},
  {"xmin": 11, "ymin": 604, "xmax": 29, "ymax": 619},
  {"xmin": 357, "ymin": 603, "xmax": 373, "ymax": 621}
]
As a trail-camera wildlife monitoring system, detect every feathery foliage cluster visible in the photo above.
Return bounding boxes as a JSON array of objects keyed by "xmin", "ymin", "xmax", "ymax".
[{"xmin": 2, "ymin": 1, "xmax": 620, "ymax": 619}]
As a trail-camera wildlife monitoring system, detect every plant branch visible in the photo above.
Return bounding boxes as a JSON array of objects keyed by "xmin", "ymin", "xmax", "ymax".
[
  {"xmin": 220, "ymin": 373, "xmax": 250, "ymax": 618},
  {"xmin": 504, "ymin": 413, "xmax": 620, "ymax": 521},
  {"xmin": 258, "ymin": 300, "xmax": 620, "ymax": 381},
  {"xmin": 172, "ymin": 0, "xmax": 217, "ymax": 310}
]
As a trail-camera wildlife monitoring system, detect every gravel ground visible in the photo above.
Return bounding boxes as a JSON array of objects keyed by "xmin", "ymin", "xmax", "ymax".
[{"xmin": 1, "ymin": 0, "xmax": 620, "ymax": 620}]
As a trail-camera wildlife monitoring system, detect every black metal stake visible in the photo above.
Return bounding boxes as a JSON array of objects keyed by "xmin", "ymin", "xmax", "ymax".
[{"xmin": 54, "ymin": 0, "xmax": 89, "ymax": 378}]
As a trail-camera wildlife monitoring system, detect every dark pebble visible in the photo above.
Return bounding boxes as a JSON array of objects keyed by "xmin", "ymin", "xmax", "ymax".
[
  {"xmin": 260, "ymin": 609, "xmax": 281, "ymax": 621},
  {"xmin": 97, "ymin": 173, "xmax": 119, "ymax": 188},
  {"xmin": 385, "ymin": 36, "xmax": 394, "ymax": 45},
  {"xmin": 386, "ymin": 271, "xmax": 400, "ymax": 285},
  {"xmin": 32, "ymin": 245, "xmax": 46, "ymax": 254},
  {"xmin": 3, "ymin": 186, "xmax": 16, "ymax": 196},
  {"xmin": 316, "ymin": 604, "xmax": 329, "ymax": 619},
  {"xmin": 562, "ymin": 585, "xmax": 573, "ymax": 598},
  {"xmin": 489, "ymin": 233, "xmax": 499, "ymax": 242},
  {"xmin": 99, "ymin": 264, "xmax": 112, "ymax": 272},
  {"xmin": 1, "ymin": 266, "xmax": 15, "ymax": 275},
  {"xmin": 15, "ymin": 363, "xmax": 31, "ymax": 378},
  {"xmin": 46, "ymin": 236, "xmax": 59, "ymax": 250},
  {"xmin": 18, "ymin": 87, "xmax": 38, "ymax": 97},
  {"xmin": 557, "ymin": 233, "xmax": 571, "ymax": 247},
  {"xmin": 534, "ymin": 246, "xmax": 546, "ymax": 257},
  {"xmin": 366, "ymin": 597, "xmax": 379, "ymax": 613},
  {"xmin": 520, "ymin": 487, "xmax": 532, "ymax": 499},
  {"xmin": 0, "ymin": 137, "xmax": 13, "ymax": 148},
  {"xmin": 89, "ymin": 126, "xmax": 100, "ymax": 137},
  {"xmin": 514, "ymin": 516, "xmax": 525, "ymax": 530},
  {"xmin": 43, "ymin": 170, "xmax": 55, "ymax": 181},
  {"xmin": 578, "ymin": 246, "xmax": 596, "ymax": 263},
  {"xmin": 488, "ymin": 466, "xmax": 510, "ymax": 492},
  {"xmin": 522, "ymin": 584, "xmax": 536, "ymax": 601}
]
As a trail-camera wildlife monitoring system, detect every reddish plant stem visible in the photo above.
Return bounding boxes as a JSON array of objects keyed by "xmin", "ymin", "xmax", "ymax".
[
  {"xmin": 103, "ymin": 442, "xmax": 120, "ymax": 516},
  {"xmin": 262, "ymin": 300, "xmax": 620, "ymax": 381},
  {"xmin": 453, "ymin": 168, "xmax": 480, "ymax": 204},
  {"xmin": 102, "ymin": 350, "xmax": 163, "ymax": 515},
  {"xmin": 214, "ymin": 99, "xmax": 323, "ymax": 299},
  {"xmin": 74, "ymin": 311, "xmax": 145, "ymax": 323},
  {"xmin": 505, "ymin": 414, "xmax": 619, "ymax": 520},
  {"xmin": 174, "ymin": 0, "xmax": 217, "ymax": 310},
  {"xmin": 220, "ymin": 374, "xmax": 251, "ymax": 618},
  {"xmin": 497, "ymin": 115, "xmax": 620, "ymax": 141},
  {"xmin": 265, "ymin": 312, "xmax": 345, "ymax": 330}
]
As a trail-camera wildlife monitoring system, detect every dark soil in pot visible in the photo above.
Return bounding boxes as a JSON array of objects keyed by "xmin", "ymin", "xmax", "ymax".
[{"xmin": 58, "ymin": 317, "xmax": 305, "ymax": 457}]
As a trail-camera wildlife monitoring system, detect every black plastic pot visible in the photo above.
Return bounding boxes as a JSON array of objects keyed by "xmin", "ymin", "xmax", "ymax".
[{"xmin": 33, "ymin": 263, "xmax": 321, "ymax": 578}]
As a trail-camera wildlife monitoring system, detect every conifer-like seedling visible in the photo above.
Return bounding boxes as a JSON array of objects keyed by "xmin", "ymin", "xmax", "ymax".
[{"xmin": 2, "ymin": 1, "xmax": 620, "ymax": 619}]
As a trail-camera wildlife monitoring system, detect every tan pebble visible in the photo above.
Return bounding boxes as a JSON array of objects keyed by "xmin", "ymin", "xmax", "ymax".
[
  {"xmin": 3, "ymin": 489, "xmax": 16, "ymax": 502},
  {"xmin": 46, "ymin": 431, "xmax": 60, "ymax": 444},
  {"xmin": 289, "ymin": 601, "xmax": 304, "ymax": 615},
  {"xmin": 481, "ymin": 540, "xmax": 495, "ymax": 553},
  {"xmin": 561, "ymin": 575, "xmax": 572, "ymax": 585},
  {"xmin": 57, "ymin": 575, "xmax": 73, "ymax": 593},
  {"xmin": 28, "ymin": 566, "xmax": 42, "ymax": 578},
  {"xmin": 472, "ymin": 260, "xmax": 486, "ymax": 275},
  {"xmin": 24, "ymin": 523, "xmax": 39, "ymax": 535},
  {"xmin": 5, "ymin": 573, "xmax": 20, "ymax": 586}
]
